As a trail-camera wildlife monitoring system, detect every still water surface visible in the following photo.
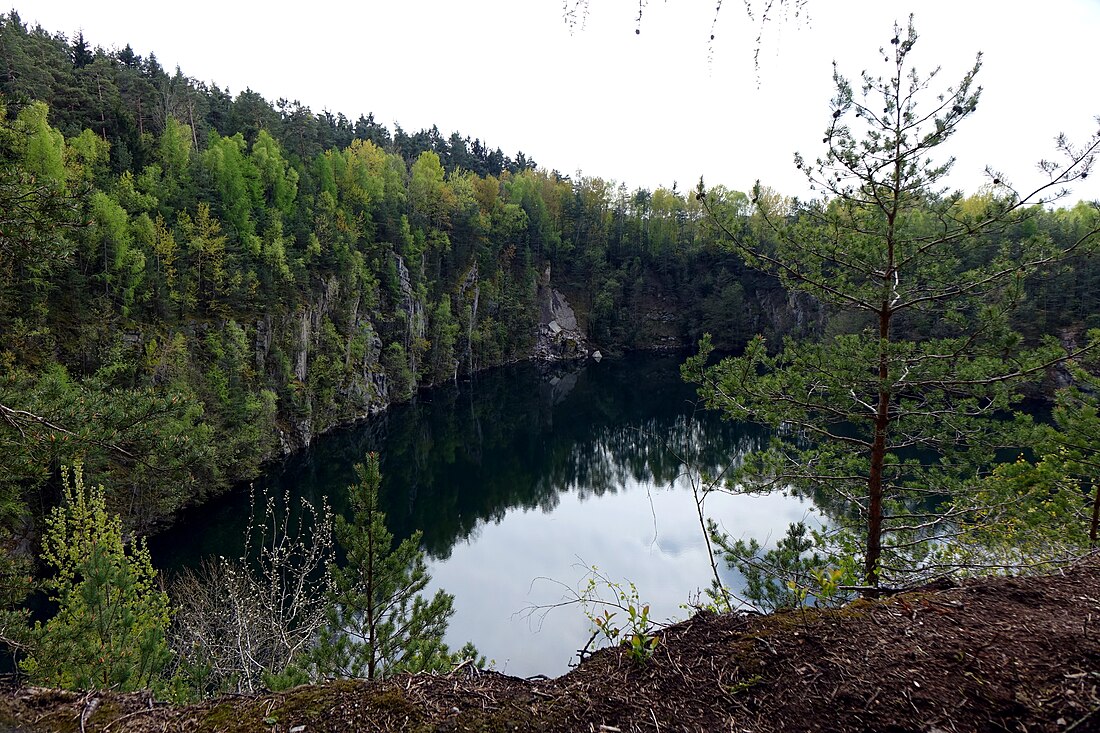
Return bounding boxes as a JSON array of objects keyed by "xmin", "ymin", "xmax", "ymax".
[{"xmin": 151, "ymin": 354, "xmax": 817, "ymax": 677}]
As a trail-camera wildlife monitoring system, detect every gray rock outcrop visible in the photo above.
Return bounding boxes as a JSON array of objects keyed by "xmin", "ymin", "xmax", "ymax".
[{"xmin": 534, "ymin": 264, "xmax": 589, "ymax": 361}]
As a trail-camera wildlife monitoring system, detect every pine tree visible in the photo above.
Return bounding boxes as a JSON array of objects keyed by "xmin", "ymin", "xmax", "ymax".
[
  {"xmin": 311, "ymin": 453, "xmax": 477, "ymax": 679},
  {"xmin": 687, "ymin": 19, "xmax": 1100, "ymax": 590},
  {"xmin": 70, "ymin": 31, "xmax": 93, "ymax": 69},
  {"xmin": 21, "ymin": 465, "xmax": 172, "ymax": 691}
]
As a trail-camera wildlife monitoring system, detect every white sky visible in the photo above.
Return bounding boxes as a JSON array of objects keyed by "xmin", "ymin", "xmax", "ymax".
[{"xmin": 13, "ymin": 1, "xmax": 1100, "ymax": 201}]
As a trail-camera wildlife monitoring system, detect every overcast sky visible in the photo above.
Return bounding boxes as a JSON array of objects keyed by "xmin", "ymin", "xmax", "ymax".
[{"xmin": 13, "ymin": 1, "xmax": 1100, "ymax": 201}]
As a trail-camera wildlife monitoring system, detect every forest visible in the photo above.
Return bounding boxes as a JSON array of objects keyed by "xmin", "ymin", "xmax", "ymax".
[
  {"xmin": 0, "ymin": 11, "xmax": 803, "ymax": 541},
  {"xmin": 3, "ymin": 10, "xmax": 1100, "ymax": 701}
]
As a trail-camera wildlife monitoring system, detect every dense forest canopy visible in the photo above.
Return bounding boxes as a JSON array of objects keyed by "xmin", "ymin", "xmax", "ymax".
[{"xmin": 2, "ymin": 7, "xmax": 1098, "ymax": 543}]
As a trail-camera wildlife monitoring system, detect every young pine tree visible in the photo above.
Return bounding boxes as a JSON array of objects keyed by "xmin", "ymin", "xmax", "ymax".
[
  {"xmin": 687, "ymin": 19, "xmax": 1100, "ymax": 590},
  {"xmin": 21, "ymin": 465, "xmax": 172, "ymax": 691},
  {"xmin": 311, "ymin": 453, "xmax": 478, "ymax": 679}
]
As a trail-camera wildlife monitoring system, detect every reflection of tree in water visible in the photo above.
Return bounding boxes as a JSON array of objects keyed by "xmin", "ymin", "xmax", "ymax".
[
  {"xmin": 542, "ymin": 412, "xmax": 765, "ymax": 504},
  {"xmin": 152, "ymin": 355, "xmax": 769, "ymax": 569},
  {"xmin": 366, "ymin": 355, "xmax": 767, "ymax": 558}
]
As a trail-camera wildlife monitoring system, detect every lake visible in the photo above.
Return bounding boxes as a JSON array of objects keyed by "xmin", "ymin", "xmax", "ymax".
[{"xmin": 151, "ymin": 353, "xmax": 818, "ymax": 677}]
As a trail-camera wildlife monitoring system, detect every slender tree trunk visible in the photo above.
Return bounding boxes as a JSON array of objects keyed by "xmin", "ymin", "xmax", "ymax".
[
  {"xmin": 96, "ymin": 76, "xmax": 105, "ymax": 131},
  {"xmin": 1090, "ymin": 480, "xmax": 1100, "ymax": 547},
  {"xmin": 866, "ymin": 308, "xmax": 891, "ymax": 590},
  {"xmin": 866, "ymin": 65, "xmax": 905, "ymax": 590},
  {"xmin": 187, "ymin": 97, "xmax": 198, "ymax": 148},
  {"xmin": 366, "ymin": 487, "xmax": 377, "ymax": 680}
]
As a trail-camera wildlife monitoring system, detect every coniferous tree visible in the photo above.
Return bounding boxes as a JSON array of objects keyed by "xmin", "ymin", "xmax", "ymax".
[
  {"xmin": 20, "ymin": 465, "xmax": 172, "ymax": 691},
  {"xmin": 311, "ymin": 453, "xmax": 477, "ymax": 679},
  {"xmin": 70, "ymin": 31, "xmax": 93, "ymax": 69},
  {"xmin": 687, "ymin": 19, "xmax": 1100, "ymax": 589}
]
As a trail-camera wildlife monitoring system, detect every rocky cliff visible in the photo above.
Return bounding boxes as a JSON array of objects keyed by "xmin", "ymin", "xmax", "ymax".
[{"xmin": 534, "ymin": 264, "xmax": 590, "ymax": 361}]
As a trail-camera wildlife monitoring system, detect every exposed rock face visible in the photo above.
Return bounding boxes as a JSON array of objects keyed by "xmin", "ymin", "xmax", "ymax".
[
  {"xmin": 535, "ymin": 264, "xmax": 589, "ymax": 361},
  {"xmin": 754, "ymin": 289, "xmax": 824, "ymax": 341},
  {"xmin": 247, "ymin": 258, "xmax": 595, "ymax": 459},
  {"xmin": 631, "ymin": 275, "xmax": 686, "ymax": 349},
  {"xmin": 1051, "ymin": 325, "xmax": 1085, "ymax": 391},
  {"xmin": 457, "ymin": 262, "xmax": 480, "ymax": 374},
  {"xmin": 343, "ymin": 293, "xmax": 386, "ymax": 416},
  {"xmin": 244, "ymin": 258, "xmax": 831, "ymax": 459},
  {"xmin": 251, "ymin": 275, "xmax": 389, "ymax": 454},
  {"xmin": 394, "ymin": 253, "xmax": 426, "ymax": 359}
]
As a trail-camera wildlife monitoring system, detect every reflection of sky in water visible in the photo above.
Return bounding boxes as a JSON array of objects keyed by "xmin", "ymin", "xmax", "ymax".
[{"xmin": 427, "ymin": 464, "xmax": 816, "ymax": 678}]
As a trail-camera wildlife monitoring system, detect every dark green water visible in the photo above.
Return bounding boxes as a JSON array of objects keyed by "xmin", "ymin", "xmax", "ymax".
[{"xmin": 151, "ymin": 354, "xmax": 817, "ymax": 677}]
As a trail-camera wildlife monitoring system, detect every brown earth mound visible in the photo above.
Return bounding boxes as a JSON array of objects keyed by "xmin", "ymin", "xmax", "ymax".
[{"xmin": 4, "ymin": 558, "xmax": 1100, "ymax": 732}]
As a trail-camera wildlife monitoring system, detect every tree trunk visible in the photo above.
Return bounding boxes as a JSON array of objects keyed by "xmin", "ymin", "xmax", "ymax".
[
  {"xmin": 866, "ymin": 309, "xmax": 891, "ymax": 590},
  {"xmin": 1090, "ymin": 480, "xmax": 1100, "ymax": 547}
]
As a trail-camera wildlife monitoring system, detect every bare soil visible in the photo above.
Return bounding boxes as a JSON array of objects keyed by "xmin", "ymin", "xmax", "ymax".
[{"xmin": 4, "ymin": 557, "xmax": 1100, "ymax": 732}]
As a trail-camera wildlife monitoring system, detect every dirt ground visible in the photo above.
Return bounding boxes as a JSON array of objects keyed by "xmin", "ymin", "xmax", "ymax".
[{"xmin": 4, "ymin": 557, "xmax": 1100, "ymax": 732}]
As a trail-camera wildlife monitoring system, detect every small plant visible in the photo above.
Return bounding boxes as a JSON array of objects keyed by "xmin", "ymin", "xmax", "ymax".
[
  {"xmin": 577, "ymin": 567, "xmax": 661, "ymax": 663},
  {"xmin": 623, "ymin": 603, "xmax": 659, "ymax": 662},
  {"xmin": 726, "ymin": 673, "xmax": 764, "ymax": 696},
  {"xmin": 784, "ymin": 578, "xmax": 811, "ymax": 622},
  {"xmin": 592, "ymin": 609, "xmax": 620, "ymax": 644},
  {"xmin": 525, "ymin": 565, "xmax": 668, "ymax": 665},
  {"xmin": 811, "ymin": 566, "xmax": 848, "ymax": 602}
]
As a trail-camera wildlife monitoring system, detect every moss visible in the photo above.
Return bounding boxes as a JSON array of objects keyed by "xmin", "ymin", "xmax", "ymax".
[
  {"xmin": 369, "ymin": 687, "xmax": 418, "ymax": 715},
  {"xmin": 85, "ymin": 698, "xmax": 126, "ymax": 727},
  {"xmin": 748, "ymin": 597, "xmax": 879, "ymax": 638},
  {"xmin": 265, "ymin": 683, "xmax": 359, "ymax": 730},
  {"xmin": 839, "ymin": 598, "xmax": 876, "ymax": 613},
  {"xmin": 174, "ymin": 681, "xmax": 426, "ymax": 733},
  {"xmin": 195, "ymin": 699, "xmax": 266, "ymax": 732}
]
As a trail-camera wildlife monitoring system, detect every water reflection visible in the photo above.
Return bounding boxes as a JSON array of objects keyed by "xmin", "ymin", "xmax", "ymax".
[{"xmin": 151, "ymin": 354, "xmax": 815, "ymax": 676}]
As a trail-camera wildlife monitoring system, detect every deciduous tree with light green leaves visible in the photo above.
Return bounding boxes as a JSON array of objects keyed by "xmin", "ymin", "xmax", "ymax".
[
  {"xmin": 686, "ymin": 19, "xmax": 1100, "ymax": 591},
  {"xmin": 0, "ymin": 100, "xmax": 79, "ymax": 334}
]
